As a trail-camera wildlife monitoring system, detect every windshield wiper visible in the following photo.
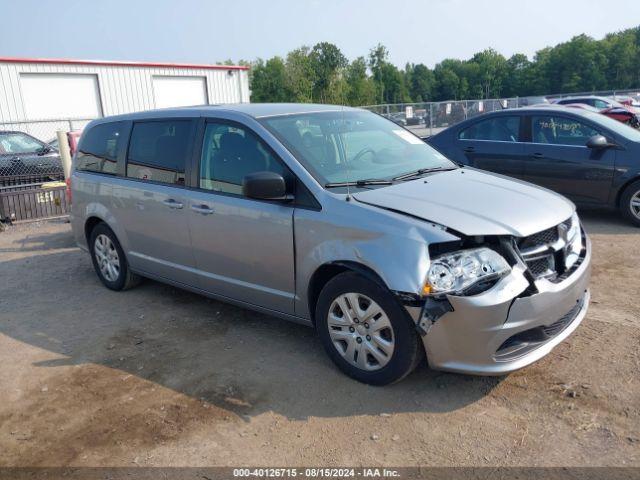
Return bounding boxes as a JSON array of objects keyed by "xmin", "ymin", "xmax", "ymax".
[
  {"xmin": 325, "ymin": 178, "xmax": 393, "ymax": 188},
  {"xmin": 392, "ymin": 166, "xmax": 457, "ymax": 181}
]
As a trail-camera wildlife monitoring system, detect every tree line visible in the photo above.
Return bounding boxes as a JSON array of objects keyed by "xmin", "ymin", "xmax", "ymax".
[{"xmin": 236, "ymin": 26, "xmax": 640, "ymax": 106}]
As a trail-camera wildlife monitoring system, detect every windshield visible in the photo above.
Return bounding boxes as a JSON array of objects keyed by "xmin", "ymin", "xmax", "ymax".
[
  {"xmin": 0, "ymin": 132, "xmax": 46, "ymax": 155},
  {"xmin": 260, "ymin": 110, "xmax": 456, "ymax": 186},
  {"xmin": 582, "ymin": 110, "xmax": 640, "ymax": 142}
]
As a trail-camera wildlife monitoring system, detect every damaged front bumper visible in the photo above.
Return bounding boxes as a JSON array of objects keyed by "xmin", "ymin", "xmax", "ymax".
[{"xmin": 405, "ymin": 235, "xmax": 591, "ymax": 376}]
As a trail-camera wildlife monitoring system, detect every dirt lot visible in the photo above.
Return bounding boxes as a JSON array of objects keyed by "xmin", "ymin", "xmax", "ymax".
[{"xmin": 0, "ymin": 211, "xmax": 638, "ymax": 468}]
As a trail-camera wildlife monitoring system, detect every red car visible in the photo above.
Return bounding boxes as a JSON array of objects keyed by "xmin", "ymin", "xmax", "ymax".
[{"xmin": 554, "ymin": 96, "xmax": 640, "ymax": 128}]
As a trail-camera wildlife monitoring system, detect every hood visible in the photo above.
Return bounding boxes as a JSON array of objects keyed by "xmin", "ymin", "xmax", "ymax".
[{"xmin": 353, "ymin": 169, "xmax": 574, "ymax": 237}]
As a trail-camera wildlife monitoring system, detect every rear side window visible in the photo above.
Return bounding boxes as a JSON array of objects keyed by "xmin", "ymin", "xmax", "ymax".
[
  {"xmin": 126, "ymin": 120, "xmax": 191, "ymax": 185},
  {"xmin": 76, "ymin": 122, "xmax": 125, "ymax": 174},
  {"xmin": 459, "ymin": 116, "xmax": 520, "ymax": 142}
]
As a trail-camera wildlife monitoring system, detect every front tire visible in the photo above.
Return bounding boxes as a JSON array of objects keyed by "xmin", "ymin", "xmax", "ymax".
[
  {"xmin": 89, "ymin": 223, "xmax": 140, "ymax": 291},
  {"xmin": 620, "ymin": 180, "xmax": 640, "ymax": 227},
  {"xmin": 315, "ymin": 272, "xmax": 423, "ymax": 385}
]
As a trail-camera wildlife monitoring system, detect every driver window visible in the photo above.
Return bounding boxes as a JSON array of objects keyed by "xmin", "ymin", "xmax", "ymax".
[
  {"xmin": 531, "ymin": 116, "xmax": 599, "ymax": 146},
  {"xmin": 200, "ymin": 122, "xmax": 287, "ymax": 195}
]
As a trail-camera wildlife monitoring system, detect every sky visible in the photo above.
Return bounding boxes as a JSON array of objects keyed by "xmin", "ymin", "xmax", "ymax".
[{"xmin": 1, "ymin": 0, "xmax": 639, "ymax": 67}]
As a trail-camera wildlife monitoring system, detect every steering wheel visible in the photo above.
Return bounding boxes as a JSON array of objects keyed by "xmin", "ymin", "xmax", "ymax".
[{"xmin": 351, "ymin": 147, "xmax": 377, "ymax": 165}]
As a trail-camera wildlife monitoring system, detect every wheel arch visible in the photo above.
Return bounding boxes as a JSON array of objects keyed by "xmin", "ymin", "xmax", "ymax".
[
  {"xmin": 84, "ymin": 216, "xmax": 105, "ymax": 244},
  {"xmin": 615, "ymin": 175, "xmax": 640, "ymax": 208},
  {"xmin": 307, "ymin": 261, "xmax": 389, "ymax": 327}
]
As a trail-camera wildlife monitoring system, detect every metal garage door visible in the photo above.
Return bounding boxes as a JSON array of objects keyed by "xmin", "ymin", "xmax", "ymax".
[
  {"xmin": 152, "ymin": 76, "xmax": 208, "ymax": 108},
  {"xmin": 20, "ymin": 73, "xmax": 103, "ymax": 119}
]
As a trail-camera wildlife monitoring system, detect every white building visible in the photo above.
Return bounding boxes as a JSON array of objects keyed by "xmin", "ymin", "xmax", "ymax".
[{"xmin": 0, "ymin": 57, "xmax": 250, "ymax": 140}]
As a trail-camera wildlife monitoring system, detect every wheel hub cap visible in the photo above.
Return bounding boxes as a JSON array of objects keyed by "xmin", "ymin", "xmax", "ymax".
[
  {"xmin": 94, "ymin": 234, "xmax": 120, "ymax": 282},
  {"xmin": 327, "ymin": 293, "xmax": 395, "ymax": 371}
]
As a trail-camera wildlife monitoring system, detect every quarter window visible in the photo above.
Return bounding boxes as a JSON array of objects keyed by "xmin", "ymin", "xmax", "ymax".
[
  {"xmin": 200, "ymin": 123, "xmax": 287, "ymax": 195},
  {"xmin": 459, "ymin": 116, "xmax": 520, "ymax": 142},
  {"xmin": 531, "ymin": 116, "xmax": 599, "ymax": 146},
  {"xmin": 126, "ymin": 120, "xmax": 191, "ymax": 185},
  {"xmin": 76, "ymin": 122, "xmax": 124, "ymax": 174}
]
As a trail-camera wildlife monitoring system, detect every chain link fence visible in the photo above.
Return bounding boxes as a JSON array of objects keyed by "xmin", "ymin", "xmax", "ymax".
[
  {"xmin": 362, "ymin": 88, "xmax": 640, "ymax": 138},
  {"xmin": 0, "ymin": 118, "xmax": 92, "ymax": 185},
  {"xmin": 0, "ymin": 118, "xmax": 90, "ymax": 223}
]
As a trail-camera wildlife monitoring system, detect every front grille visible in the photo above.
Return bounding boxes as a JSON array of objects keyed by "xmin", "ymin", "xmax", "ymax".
[
  {"xmin": 526, "ymin": 256, "xmax": 554, "ymax": 277},
  {"xmin": 519, "ymin": 226, "xmax": 558, "ymax": 250},
  {"xmin": 517, "ymin": 218, "xmax": 573, "ymax": 280}
]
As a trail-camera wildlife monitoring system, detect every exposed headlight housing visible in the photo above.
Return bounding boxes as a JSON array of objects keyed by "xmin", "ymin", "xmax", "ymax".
[
  {"xmin": 564, "ymin": 212, "xmax": 582, "ymax": 269},
  {"xmin": 424, "ymin": 247, "xmax": 511, "ymax": 296}
]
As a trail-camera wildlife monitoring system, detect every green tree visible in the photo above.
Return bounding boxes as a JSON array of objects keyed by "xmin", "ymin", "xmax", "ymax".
[
  {"xmin": 309, "ymin": 42, "xmax": 348, "ymax": 102},
  {"xmin": 345, "ymin": 57, "xmax": 377, "ymax": 106},
  {"xmin": 249, "ymin": 57, "xmax": 290, "ymax": 103},
  {"xmin": 470, "ymin": 48, "xmax": 508, "ymax": 98},
  {"xmin": 284, "ymin": 47, "xmax": 314, "ymax": 103},
  {"xmin": 408, "ymin": 63, "xmax": 435, "ymax": 102},
  {"xmin": 503, "ymin": 53, "xmax": 532, "ymax": 97}
]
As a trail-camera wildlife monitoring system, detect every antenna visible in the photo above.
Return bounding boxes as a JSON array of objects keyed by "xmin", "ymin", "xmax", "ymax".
[{"xmin": 341, "ymin": 88, "xmax": 351, "ymax": 201}]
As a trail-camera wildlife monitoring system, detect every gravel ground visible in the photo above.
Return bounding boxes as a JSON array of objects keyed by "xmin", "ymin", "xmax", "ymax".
[{"xmin": 0, "ymin": 211, "xmax": 638, "ymax": 467}]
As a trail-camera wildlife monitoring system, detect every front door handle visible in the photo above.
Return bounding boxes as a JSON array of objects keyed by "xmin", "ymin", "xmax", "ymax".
[
  {"xmin": 191, "ymin": 204, "xmax": 214, "ymax": 215},
  {"xmin": 532, "ymin": 152, "xmax": 545, "ymax": 159},
  {"xmin": 463, "ymin": 146, "xmax": 475, "ymax": 153},
  {"xmin": 162, "ymin": 199, "xmax": 184, "ymax": 209}
]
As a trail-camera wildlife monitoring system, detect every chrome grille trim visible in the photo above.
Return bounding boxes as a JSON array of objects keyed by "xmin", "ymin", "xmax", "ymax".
[{"xmin": 517, "ymin": 218, "xmax": 572, "ymax": 280}]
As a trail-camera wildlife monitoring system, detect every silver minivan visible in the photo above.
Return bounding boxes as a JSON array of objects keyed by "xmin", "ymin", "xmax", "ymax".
[{"xmin": 70, "ymin": 104, "xmax": 591, "ymax": 385}]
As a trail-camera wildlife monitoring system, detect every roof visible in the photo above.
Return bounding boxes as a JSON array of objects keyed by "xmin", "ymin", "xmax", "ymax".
[
  {"xmin": 479, "ymin": 105, "xmax": 596, "ymax": 116},
  {"xmin": 207, "ymin": 103, "xmax": 359, "ymax": 118},
  {"xmin": 0, "ymin": 56, "xmax": 249, "ymax": 71},
  {"xmin": 89, "ymin": 103, "xmax": 361, "ymax": 124}
]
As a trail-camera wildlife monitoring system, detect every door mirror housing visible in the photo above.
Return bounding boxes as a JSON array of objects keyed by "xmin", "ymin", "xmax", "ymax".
[
  {"xmin": 242, "ymin": 171, "xmax": 290, "ymax": 201},
  {"xmin": 586, "ymin": 135, "xmax": 613, "ymax": 149}
]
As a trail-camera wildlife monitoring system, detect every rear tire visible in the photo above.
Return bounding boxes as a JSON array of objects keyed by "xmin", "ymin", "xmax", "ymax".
[
  {"xmin": 315, "ymin": 272, "xmax": 423, "ymax": 385},
  {"xmin": 620, "ymin": 180, "xmax": 640, "ymax": 227},
  {"xmin": 89, "ymin": 223, "xmax": 141, "ymax": 291}
]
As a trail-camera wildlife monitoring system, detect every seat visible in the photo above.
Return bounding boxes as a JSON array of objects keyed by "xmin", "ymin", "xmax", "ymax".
[{"xmin": 212, "ymin": 131, "xmax": 268, "ymax": 185}]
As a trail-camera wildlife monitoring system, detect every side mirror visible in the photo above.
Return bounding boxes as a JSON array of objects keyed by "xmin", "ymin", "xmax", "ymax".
[
  {"xmin": 586, "ymin": 135, "xmax": 613, "ymax": 149},
  {"xmin": 242, "ymin": 171, "xmax": 290, "ymax": 201}
]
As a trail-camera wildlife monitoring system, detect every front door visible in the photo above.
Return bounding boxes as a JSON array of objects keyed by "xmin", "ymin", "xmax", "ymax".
[
  {"xmin": 112, "ymin": 119, "xmax": 198, "ymax": 285},
  {"xmin": 186, "ymin": 120, "xmax": 296, "ymax": 314},
  {"xmin": 522, "ymin": 114, "xmax": 616, "ymax": 205}
]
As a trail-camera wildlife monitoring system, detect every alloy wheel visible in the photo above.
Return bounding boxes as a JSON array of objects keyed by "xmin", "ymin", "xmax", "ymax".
[{"xmin": 630, "ymin": 190, "xmax": 640, "ymax": 220}]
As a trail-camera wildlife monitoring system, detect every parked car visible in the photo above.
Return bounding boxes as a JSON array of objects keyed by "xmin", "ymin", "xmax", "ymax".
[
  {"xmin": 554, "ymin": 95, "xmax": 640, "ymax": 127},
  {"xmin": 0, "ymin": 131, "xmax": 63, "ymax": 181},
  {"xmin": 382, "ymin": 112, "xmax": 410, "ymax": 126},
  {"xmin": 554, "ymin": 95, "xmax": 619, "ymax": 109},
  {"xmin": 427, "ymin": 106, "xmax": 640, "ymax": 226},
  {"xmin": 71, "ymin": 104, "xmax": 591, "ymax": 385},
  {"xmin": 560, "ymin": 101, "xmax": 640, "ymax": 128},
  {"xmin": 612, "ymin": 95, "xmax": 640, "ymax": 107},
  {"xmin": 517, "ymin": 96, "xmax": 549, "ymax": 107}
]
